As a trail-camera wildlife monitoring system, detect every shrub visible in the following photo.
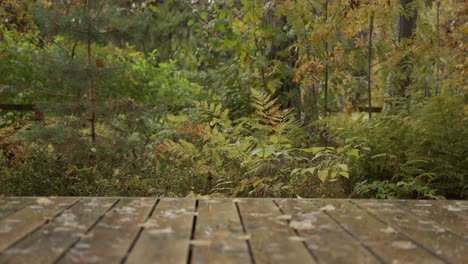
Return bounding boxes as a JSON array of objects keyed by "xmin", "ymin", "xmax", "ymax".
[{"xmin": 326, "ymin": 95, "xmax": 467, "ymax": 199}]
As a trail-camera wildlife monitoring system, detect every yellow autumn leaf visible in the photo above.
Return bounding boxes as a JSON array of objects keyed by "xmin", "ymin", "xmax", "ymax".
[
  {"xmin": 65, "ymin": 168, "xmax": 75, "ymax": 176},
  {"xmin": 47, "ymin": 144, "xmax": 54, "ymax": 153},
  {"xmin": 38, "ymin": 0, "xmax": 52, "ymax": 8}
]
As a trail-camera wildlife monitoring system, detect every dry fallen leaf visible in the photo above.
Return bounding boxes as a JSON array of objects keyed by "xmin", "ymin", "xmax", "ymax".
[
  {"xmin": 78, "ymin": 232, "xmax": 94, "ymax": 239},
  {"xmin": 249, "ymin": 213, "xmax": 272, "ymax": 217},
  {"xmin": 98, "ymin": 223, "xmax": 121, "ymax": 230},
  {"xmin": 320, "ymin": 204, "xmax": 336, "ymax": 211},
  {"xmin": 204, "ymin": 199, "xmax": 220, "ymax": 204},
  {"xmin": 379, "ymin": 226, "xmax": 396, "ymax": 234},
  {"xmin": 190, "ymin": 240, "xmax": 212, "ymax": 246},
  {"xmin": 0, "ymin": 225, "xmax": 13, "ymax": 234},
  {"xmin": 75, "ymin": 243, "xmax": 91, "ymax": 249},
  {"xmin": 53, "ymin": 227, "xmax": 73, "ymax": 232},
  {"xmin": 289, "ymin": 219, "xmax": 315, "ymax": 230},
  {"xmin": 288, "ymin": 236, "xmax": 307, "ymax": 242},
  {"xmin": 37, "ymin": 197, "xmax": 53, "ymax": 205},
  {"xmin": 446, "ymin": 205, "xmax": 462, "ymax": 212},
  {"xmin": 138, "ymin": 220, "xmax": 160, "ymax": 229},
  {"xmin": 391, "ymin": 240, "xmax": 417, "ymax": 250},
  {"xmin": 275, "ymin": 214, "xmax": 292, "ymax": 220},
  {"xmin": 148, "ymin": 227, "xmax": 173, "ymax": 235},
  {"xmin": 235, "ymin": 234, "xmax": 251, "ymax": 240}
]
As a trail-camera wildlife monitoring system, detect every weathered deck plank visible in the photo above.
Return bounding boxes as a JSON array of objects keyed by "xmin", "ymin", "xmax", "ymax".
[
  {"xmin": 125, "ymin": 199, "xmax": 196, "ymax": 264},
  {"xmin": 0, "ymin": 197, "xmax": 79, "ymax": 252},
  {"xmin": 0, "ymin": 198, "xmax": 34, "ymax": 219},
  {"xmin": 425, "ymin": 200, "xmax": 468, "ymax": 221},
  {"xmin": 192, "ymin": 199, "xmax": 251, "ymax": 264},
  {"xmin": 353, "ymin": 200, "xmax": 468, "ymax": 263},
  {"xmin": 57, "ymin": 198, "xmax": 155, "ymax": 263},
  {"xmin": 276, "ymin": 199, "xmax": 380, "ymax": 264},
  {"xmin": 0, "ymin": 198, "xmax": 118, "ymax": 264},
  {"xmin": 313, "ymin": 199, "xmax": 444, "ymax": 263},
  {"xmin": 237, "ymin": 199, "xmax": 316, "ymax": 264},
  {"xmin": 392, "ymin": 200, "xmax": 468, "ymax": 239},
  {"xmin": 0, "ymin": 197, "xmax": 466, "ymax": 264}
]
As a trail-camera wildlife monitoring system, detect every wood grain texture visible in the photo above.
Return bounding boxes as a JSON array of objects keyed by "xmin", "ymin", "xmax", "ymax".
[
  {"xmin": 276, "ymin": 199, "xmax": 379, "ymax": 264},
  {"xmin": 353, "ymin": 200, "xmax": 468, "ymax": 263},
  {"xmin": 58, "ymin": 198, "xmax": 155, "ymax": 264},
  {"xmin": 425, "ymin": 200, "xmax": 468, "ymax": 221},
  {"xmin": 392, "ymin": 200, "xmax": 468, "ymax": 239},
  {"xmin": 237, "ymin": 199, "xmax": 316, "ymax": 264},
  {"xmin": 0, "ymin": 198, "xmax": 466, "ymax": 264},
  {"xmin": 0, "ymin": 198, "xmax": 34, "ymax": 219},
  {"xmin": 192, "ymin": 199, "xmax": 251, "ymax": 264},
  {"xmin": 0, "ymin": 197, "xmax": 79, "ymax": 252},
  {"xmin": 0, "ymin": 198, "xmax": 118, "ymax": 264},
  {"xmin": 125, "ymin": 198, "xmax": 196, "ymax": 264},
  {"xmin": 313, "ymin": 199, "xmax": 444, "ymax": 264}
]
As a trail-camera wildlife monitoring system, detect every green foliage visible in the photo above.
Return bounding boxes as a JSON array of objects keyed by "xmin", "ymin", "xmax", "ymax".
[
  {"xmin": 153, "ymin": 90, "xmax": 350, "ymax": 198},
  {"xmin": 32, "ymin": 0, "xmax": 151, "ymax": 43},
  {"xmin": 103, "ymin": 48, "xmax": 211, "ymax": 108},
  {"xmin": 0, "ymin": 25, "xmax": 41, "ymax": 101},
  {"xmin": 326, "ymin": 95, "xmax": 467, "ymax": 199},
  {"xmin": 0, "ymin": 0, "xmax": 35, "ymax": 32},
  {"xmin": 0, "ymin": 0, "xmax": 466, "ymax": 200},
  {"xmin": 0, "ymin": 107, "xmax": 174, "ymax": 196}
]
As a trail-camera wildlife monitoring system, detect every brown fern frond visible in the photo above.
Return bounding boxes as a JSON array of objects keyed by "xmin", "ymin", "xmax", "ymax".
[{"xmin": 251, "ymin": 89, "xmax": 298, "ymax": 133}]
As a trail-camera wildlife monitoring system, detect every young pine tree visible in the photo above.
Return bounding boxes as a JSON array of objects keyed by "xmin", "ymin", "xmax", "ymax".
[{"xmin": 32, "ymin": 0, "xmax": 150, "ymax": 142}]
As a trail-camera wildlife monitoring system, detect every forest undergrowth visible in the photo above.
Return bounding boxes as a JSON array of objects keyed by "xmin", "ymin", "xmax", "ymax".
[{"xmin": 0, "ymin": 0, "xmax": 466, "ymax": 199}]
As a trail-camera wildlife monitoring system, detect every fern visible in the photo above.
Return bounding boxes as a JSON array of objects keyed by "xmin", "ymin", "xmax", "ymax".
[
  {"xmin": 195, "ymin": 101, "xmax": 231, "ymax": 128},
  {"xmin": 162, "ymin": 139, "xmax": 199, "ymax": 161},
  {"xmin": 250, "ymin": 88, "xmax": 299, "ymax": 134}
]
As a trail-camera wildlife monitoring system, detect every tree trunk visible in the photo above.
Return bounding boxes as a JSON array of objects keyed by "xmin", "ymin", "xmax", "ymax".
[
  {"xmin": 323, "ymin": 0, "xmax": 329, "ymax": 116},
  {"xmin": 87, "ymin": 0, "xmax": 96, "ymax": 143},
  {"xmin": 435, "ymin": 1, "xmax": 440, "ymax": 96},
  {"xmin": 397, "ymin": 0, "xmax": 417, "ymax": 98},
  {"xmin": 367, "ymin": 12, "xmax": 374, "ymax": 119},
  {"xmin": 303, "ymin": 84, "xmax": 319, "ymax": 125},
  {"xmin": 398, "ymin": 0, "xmax": 417, "ymax": 41}
]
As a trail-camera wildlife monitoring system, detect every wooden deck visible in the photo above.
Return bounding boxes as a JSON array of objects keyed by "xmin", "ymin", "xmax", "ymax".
[{"xmin": 0, "ymin": 198, "xmax": 466, "ymax": 264}]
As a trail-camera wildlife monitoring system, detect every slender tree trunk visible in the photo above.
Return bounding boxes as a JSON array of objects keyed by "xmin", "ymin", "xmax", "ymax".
[
  {"xmin": 87, "ymin": 0, "xmax": 96, "ymax": 143},
  {"xmin": 71, "ymin": 40, "xmax": 83, "ymax": 108},
  {"xmin": 323, "ymin": 0, "xmax": 329, "ymax": 116},
  {"xmin": 435, "ymin": 0, "xmax": 440, "ymax": 96},
  {"xmin": 367, "ymin": 12, "xmax": 374, "ymax": 119},
  {"xmin": 303, "ymin": 84, "xmax": 319, "ymax": 125},
  {"xmin": 289, "ymin": 45, "xmax": 302, "ymax": 120},
  {"xmin": 324, "ymin": 64, "xmax": 328, "ymax": 115}
]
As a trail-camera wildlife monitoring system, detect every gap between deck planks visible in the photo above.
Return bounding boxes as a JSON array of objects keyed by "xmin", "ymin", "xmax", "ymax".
[{"xmin": 0, "ymin": 197, "xmax": 466, "ymax": 264}]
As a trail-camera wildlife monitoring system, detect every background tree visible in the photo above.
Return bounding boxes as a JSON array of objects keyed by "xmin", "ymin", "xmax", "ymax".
[
  {"xmin": 0, "ymin": 0, "xmax": 465, "ymax": 199},
  {"xmin": 396, "ymin": 0, "xmax": 418, "ymax": 100},
  {"xmin": 0, "ymin": 0, "xmax": 35, "ymax": 32},
  {"xmin": 32, "ymin": 0, "xmax": 151, "ymax": 142}
]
